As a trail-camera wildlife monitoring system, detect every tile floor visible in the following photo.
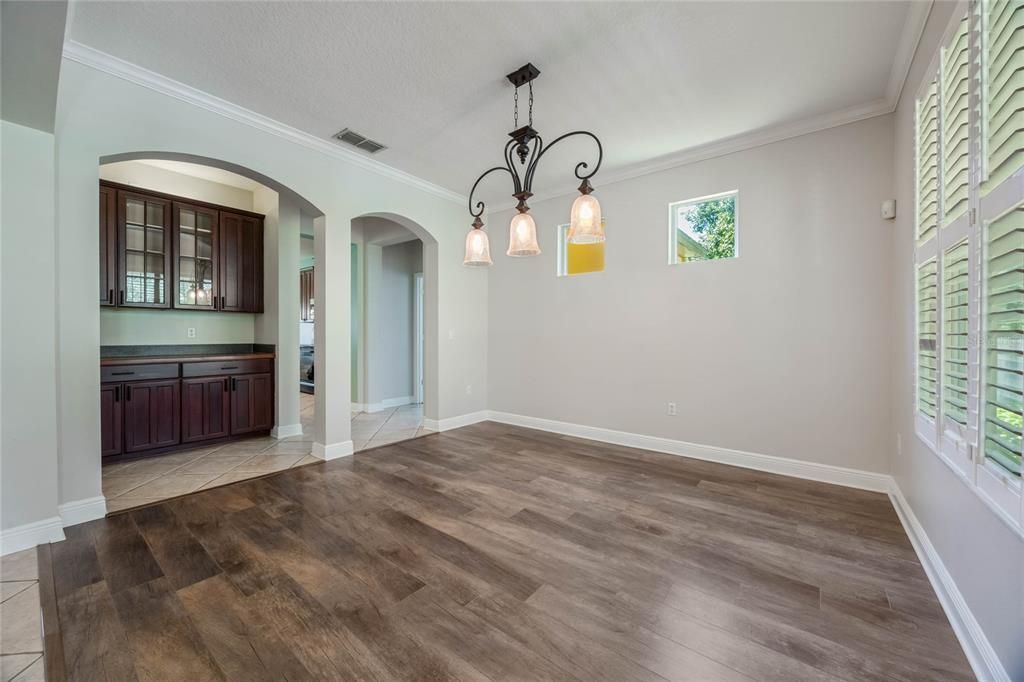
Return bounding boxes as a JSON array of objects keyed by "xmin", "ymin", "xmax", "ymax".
[
  {"xmin": 0, "ymin": 549, "xmax": 44, "ymax": 681},
  {"xmin": 101, "ymin": 395, "xmax": 430, "ymax": 513}
]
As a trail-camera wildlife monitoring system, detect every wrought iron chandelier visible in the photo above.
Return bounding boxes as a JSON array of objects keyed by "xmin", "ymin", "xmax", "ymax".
[{"xmin": 463, "ymin": 63, "xmax": 604, "ymax": 266}]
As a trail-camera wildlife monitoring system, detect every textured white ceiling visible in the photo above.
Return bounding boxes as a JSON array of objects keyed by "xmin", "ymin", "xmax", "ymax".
[{"xmin": 69, "ymin": 1, "xmax": 910, "ymax": 204}]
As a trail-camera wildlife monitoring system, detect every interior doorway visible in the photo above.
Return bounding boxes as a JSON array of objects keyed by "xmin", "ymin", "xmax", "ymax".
[{"xmin": 350, "ymin": 215, "xmax": 435, "ymax": 450}]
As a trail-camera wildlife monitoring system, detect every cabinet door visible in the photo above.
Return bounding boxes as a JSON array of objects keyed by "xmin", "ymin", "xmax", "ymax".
[
  {"xmin": 230, "ymin": 373, "xmax": 273, "ymax": 435},
  {"xmin": 123, "ymin": 379, "xmax": 181, "ymax": 452},
  {"xmin": 118, "ymin": 190, "xmax": 172, "ymax": 308},
  {"xmin": 173, "ymin": 202, "xmax": 219, "ymax": 310},
  {"xmin": 181, "ymin": 376, "xmax": 231, "ymax": 443},
  {"xmin": 100, "ymin": 384, "xmax": 123, "ymax": 457},
  {"xmin": 99, "ymin": 185, "xmax": 118, "ymax": 306},
  {"xmin": 219, "ymin": 212, "xmax": 263, "ymax": 313}
]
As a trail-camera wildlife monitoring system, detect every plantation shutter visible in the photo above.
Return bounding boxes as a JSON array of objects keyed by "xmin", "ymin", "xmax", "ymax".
[
  {"xmin": 918, "ymin": 259, "xmax": 940, "ymax": 420},
  {"xmin": 918, "ymin": 79, "xmax": 941, "ymax": 244},
  {"xmin": 983, "ymin": 202, "xmax": 1023, "ymax": 476},
  {"xmin": 944, "ymin": 240, "xmax": 972, "ymax": 429},
  {"xmin": 983, "ymin": 0, "xmax": 1024, "ymax": 191},
  {"xmin": 943, "ymin": 16, "xmax": 972, "ymax": 224}
]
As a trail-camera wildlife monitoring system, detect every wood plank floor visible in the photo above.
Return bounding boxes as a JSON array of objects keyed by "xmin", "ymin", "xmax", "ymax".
[{"xmin": 39, "ymin": 422, "xmax": 974, "ymax": 681}]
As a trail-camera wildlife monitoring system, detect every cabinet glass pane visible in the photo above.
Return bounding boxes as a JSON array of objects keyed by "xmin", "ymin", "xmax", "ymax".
[
  {"xmin": 180, "ymin": 209, "xmax": 195, "ymax": 229},
  {"xmin": 147, "ymin": 228, "xmax": 164, "ymax": 254},
  {"xmin": 180, "ymin": 230, "xmax": 196, "ymax": 257},
  {"xmin": 197, "ymin": 232, "xmax": 213, "ymax": 259},
  {"xmin": 147, "ymin": 254, "xmax": 164, "ymax": 278},
  {"xmin": 198, "ymin": 212, "xmax": 212, "ymax": 231},
  {"xmin": 146, "ymin": 203, "xmax": 163, "ymax": 227},
  {"xmin": 179, "ymin": 258, "xmax": 195, "ymax": 280},
  {"xmin": 126, "ymin": 199, "xmax": 144, "ymax": 225},
  {"xmin": 126, "ymin": 225, "xmax": 145, "ymax": 251},
  {"xmin": 126, "ymin": 252, "xmax": 144, "ymax": 275}
]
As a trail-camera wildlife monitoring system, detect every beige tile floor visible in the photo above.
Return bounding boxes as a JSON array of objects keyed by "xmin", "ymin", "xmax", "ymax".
[
  {"xmin": 0, "ymin": 549, "xmax": 44, "ymax": 681},
  {"xmin": 101, "ymin": 394, "xmax": 431, "ymax": 513}
]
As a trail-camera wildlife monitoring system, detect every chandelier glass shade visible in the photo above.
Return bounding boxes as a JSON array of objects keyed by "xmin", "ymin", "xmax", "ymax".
[
  {"xmin": 463, "ymin": 63, "xmax": 604, "ymax": 266},
  {"xmin": 507, "ymin": 212, "xmax": 541, "ymax": 256},
  {"xmin": 463, "ymin": 220, "xmax": 493, "ymax": 266}
]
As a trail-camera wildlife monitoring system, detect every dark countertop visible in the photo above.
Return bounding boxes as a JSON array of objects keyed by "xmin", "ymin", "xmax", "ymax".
[{"xmin": 101, "ymin": 352, "xmax": 275, "ymax": 366}]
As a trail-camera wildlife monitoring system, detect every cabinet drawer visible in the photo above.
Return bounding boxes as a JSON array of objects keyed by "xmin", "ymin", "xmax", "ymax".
[
  {"xmin": 182, "ymin": 359, "xmax": 272, "ymax": 378},
  {"xmin": 101, "ymin": 363, "xmax": 179, "ymax": 383}
]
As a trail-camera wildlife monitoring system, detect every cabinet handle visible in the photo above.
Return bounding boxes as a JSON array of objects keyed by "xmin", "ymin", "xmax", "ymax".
[
  {"xmin": 125, "ymin": 385, "xmax": 132, "ymax": 401},
  {"xmin": 223, "ymin": 378, "xmax": 229, "ymax": 391},
  {"xmin": 114, "ymin": 385, "xmax": 120, "ymax": 402},
  {"xmin": 231, "ymin": 377, "xmax": 236, "ymax": 391},
  {"xmin": 221, "ymin": 295, "xmax": 226, "ymax": 309},
  {"xmin": 110, "ymin": 371, "xmax": 134, "ymax": 376},
  {"xmin": 119, "ymin": 290, "xmax": 125, "ymax": 305},
  {"xmin": 107, "ymin": 289, "xmax": 114, "ymax": 305},
  {"xmin": 220, "ymin": 366, "xmax": 238, "ymax": 370}
]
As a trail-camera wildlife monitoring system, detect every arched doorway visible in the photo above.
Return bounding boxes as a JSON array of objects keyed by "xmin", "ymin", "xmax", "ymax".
[
  {"xmin": 346, "ymin": 212, "xmax": 440, "ymax": 450},
  {"xmin": 95, "ymin": 153, "xmax": 332, "ymax": 511}
]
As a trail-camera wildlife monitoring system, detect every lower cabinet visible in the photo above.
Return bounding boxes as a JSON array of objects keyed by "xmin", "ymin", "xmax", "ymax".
[
  {"xmin": 123, "ymin": 379, "xmax": 181, "ymax": 453},
  {"xmin": 101, "ymin": 358, "xmax": 275, "ymax": 461},
  {"xmin": 181, "ymin": 376, "xmax": 231, "ymax": 443},
  {"xmin": 230, "ymin": 373, "xmax": 274, "ymax": 435},
  {"xmin": 100, "ymin": 384, "xmax": 123, "ymax": 457}
]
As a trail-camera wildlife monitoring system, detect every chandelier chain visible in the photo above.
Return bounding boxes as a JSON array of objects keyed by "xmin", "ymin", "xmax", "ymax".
[
  {"xmin": 513, "ymin": 86, "xmax": 519, "ymax": 129},
  {"xmin": 528, "ymin": 81, "xmax": 534, "ymax": 126}
]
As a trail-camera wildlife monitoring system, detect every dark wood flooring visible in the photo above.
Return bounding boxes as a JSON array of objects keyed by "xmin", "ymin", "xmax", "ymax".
[{"xmin": 38, "ymin": 422, "xmax": 973, "ymax": 681}]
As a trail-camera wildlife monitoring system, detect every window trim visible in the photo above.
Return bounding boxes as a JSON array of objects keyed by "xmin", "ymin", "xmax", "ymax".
[
  {"xmin": 912, "ymin": 0, "xmax": 1022, "ymax": 538},
  {"xmin": 666, "ymin": 190, "xmax": 739, "ymax": 266}
]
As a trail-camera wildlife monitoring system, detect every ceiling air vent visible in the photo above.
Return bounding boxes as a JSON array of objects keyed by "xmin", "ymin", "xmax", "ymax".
[{"xmin": 333, "ymin": 128, "xmax": 387, "ymax": 154}]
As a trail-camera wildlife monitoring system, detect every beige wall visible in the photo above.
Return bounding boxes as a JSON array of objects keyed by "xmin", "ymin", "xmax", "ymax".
[
  {"xmin": 490, "ymin": 114, "xmax": 895, "ymax": 473},
  {"xmin": 1, "ymin": 121, "xmax": 62, "ymax": 540},
  {"xmin": 889, "ymin": 2, "xmax": 1023, "ymax": 677}
]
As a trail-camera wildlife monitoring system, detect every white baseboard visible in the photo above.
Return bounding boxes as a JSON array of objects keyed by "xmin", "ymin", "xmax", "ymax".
[
  {"xmin": 486, "ymin": 411, "xmax": 892, "ymax": 493},
  {"xmin": 272, "ymin": 423, "xmax": 304, "ymax": 439},
  {"xmin": 352, "ymin": 402, "xmax": 367, "ymax": 412},
  {"xmin": 0, "ymin": 516, "xmax": 65, "ymax": 556},
  {"xmin": 365, "ymin": 396, "xmax": 415, "ymax": 413},
  {"xmin": 313, "ymin": 440, "xmax": 354, "ymax": 460},
  {"xmin": 422, "ymin": 410, "xmax": 489, "ymax": 433},
  {"xmin": 888, "ymin": 484, "xmax": 1009, "ymax": 682},
  {"xmin": 58, "ymin": 496, "xmax": 107, "ymax": 527}
]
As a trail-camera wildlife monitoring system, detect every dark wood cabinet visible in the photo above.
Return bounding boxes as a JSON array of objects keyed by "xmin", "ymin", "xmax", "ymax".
[
  {"xmin": 173, "ymin": 202, "xmax": 220, "ymax": 311},
  {"xmin": 100, "ymin": 383, "xmax": 123, "ymax": 457},
  {"xmin": 219, "ymin": 211, "xmax": 263, "ymax": 313},
  {"xmin": 99, "ymin": 185, "xmax": 118, "ymax": 306},
  {"xmin": 122, "ymin": 379, "xmax": 181, "ymax": 453},
  {"xmin": 300, "ymin": 267, "xmax": 314, "ymax": 321},
  {"xmin": 101, "ymin": 354, "xmax": 275, "ymax": 463},
  {"xmin": 99, "ymin": 181, "xmax": 263, "ymax": 313},
  {"xmin": 181, "ymin": 376, "xmax": 231, "ymax": 443},
  {"xmin": 230, "ymin": 373, "xmax": 274, "ymax": 435},
  {"xmin": 118, "ymin": 190, "xmax": 172, "ymax": 308}
]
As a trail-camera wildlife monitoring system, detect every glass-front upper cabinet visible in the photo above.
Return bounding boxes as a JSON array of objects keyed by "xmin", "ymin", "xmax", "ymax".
[
  {"xmin": 119, "ymin": 191, "xmax": 171, "ymax": 307},
  {"xmin": 174, "ymin": 202, "xmax": 218, "ymax": 310}
]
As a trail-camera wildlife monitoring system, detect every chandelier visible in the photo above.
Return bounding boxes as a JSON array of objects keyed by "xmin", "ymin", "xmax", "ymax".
[{"xmin": 463, "ymin": 63, "xmax": 604, "ymax": 266}]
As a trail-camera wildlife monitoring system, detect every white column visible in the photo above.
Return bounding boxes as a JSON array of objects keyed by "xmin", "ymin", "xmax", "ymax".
[
  {"xmin": 312, "ymin": 214, "xmax": 353, "ymax": 458},
  {"xmin": 253, "ymin": 188, "xmax": 301, "ymax": 438}
]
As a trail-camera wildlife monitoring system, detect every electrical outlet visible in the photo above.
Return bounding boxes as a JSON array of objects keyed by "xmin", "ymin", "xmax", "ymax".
[
  {"xmin": 667, "ymin": 402, "xmax": 677, "ymax": 416},
  {"xmin": 187, "ymin": 327, "xmax": 197, "ymax": 339}
]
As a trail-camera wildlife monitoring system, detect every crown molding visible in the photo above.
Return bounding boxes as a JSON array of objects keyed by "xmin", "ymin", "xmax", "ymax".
[
  {"xmin": 487, "ymin": 3, "xmax": 933, "ymax": 215},
  {"xmin": 488, "ymin": 96, "xmax": 894, "ymax": 213},
  {"xmin": 61, "ymin": 40, "xmax": 467, "ymax": 206},
  {"xmin": 885, "ymin": 0, "xmax": 934, "ymax": 107}
]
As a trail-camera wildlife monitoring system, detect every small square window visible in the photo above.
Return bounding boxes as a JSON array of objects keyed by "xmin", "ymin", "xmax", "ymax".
[
  {"xmin": 668, "ymin": 191, "xmax": 738, "ymax": 264},
  {"xmin": 557, "ymin": 221, "xmax": 605, "ymax": 277}
]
